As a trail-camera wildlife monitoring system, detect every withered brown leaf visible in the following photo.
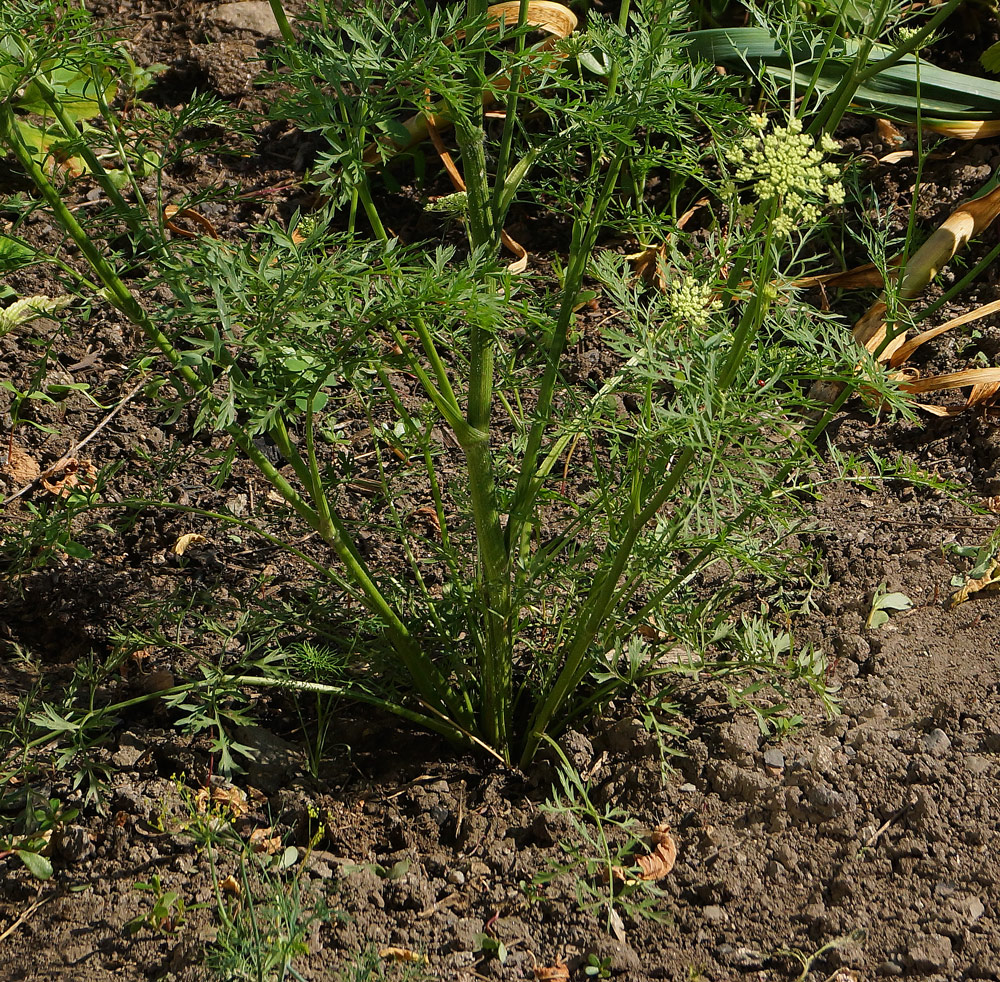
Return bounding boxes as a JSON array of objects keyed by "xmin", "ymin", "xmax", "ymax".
[
  {"xmin": 612, "ymin": 823, "xmax": 677, "ymax": 882},
  {"xmin": 378, "ymin": 947, "xmax": 425, "ymax": 963},
  {"xmin": 2, "ymin": 443, "xmax": 40, "ymax": 485},
  {"xmin": 533, "ymin": 958, "xmax": 570, "ymax": 981},
  {"xmin": 41, "ymin": 457, "xmax": 97, "ymax": 497}
]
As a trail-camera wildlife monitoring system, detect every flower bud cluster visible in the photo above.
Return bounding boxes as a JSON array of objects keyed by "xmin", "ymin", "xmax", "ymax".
[
  {"xmin": 726, "ymin": 116, "xmax": 844, "ymax": 236},
  {"xmin": 668, "ymin": 273, "xmax": 721, "ymax": 332}
]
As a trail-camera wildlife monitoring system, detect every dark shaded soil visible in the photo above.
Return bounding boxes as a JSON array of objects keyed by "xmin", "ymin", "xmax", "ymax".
[{"xmin": 4, "ymin": 3, "xmax": 1000, "ymax": 981}]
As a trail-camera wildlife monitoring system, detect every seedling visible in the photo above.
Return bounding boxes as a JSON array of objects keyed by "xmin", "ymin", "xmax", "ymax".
[
  {"xmin": 533, "ymin": 737, "xmax": 671, "ymax": 932},
  {"xmin": 473, "ymin": 932, "xmax": 509, "ymax": 966},
  {"xmin": 584, "ymin": 954, "xmax": 613, "ymax": 979},
  {"xmin": 773, "ymin": 928, "xmax": 865, "ymax": 982},
  {"xmin": 0, "ymin": 795, "xmax": 79, "ymax": 881},
  {"xmin": 126, "ymin": 874, "xmax": 190, "ymax": 935},
  {"xmin": 865, "ymin": 582, "xmax": 913, "ymax": 629}
]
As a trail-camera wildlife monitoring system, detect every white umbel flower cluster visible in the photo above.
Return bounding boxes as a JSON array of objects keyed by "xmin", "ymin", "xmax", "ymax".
[
  {"xmin": 668, "ymin": 274, "xmax": 721, "ymax": 332},
  {"xmin": 726, "ymin": 116, "xmax": 844, "ymax": 237},
  {"xmin": 0, "ymin": 294, "xmax": 71, "ymax": 333}
]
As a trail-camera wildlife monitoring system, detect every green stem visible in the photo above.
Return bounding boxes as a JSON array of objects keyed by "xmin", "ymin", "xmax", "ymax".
[
  {"xmin": 30, "ymin": 75, "xmax": 158, "ymax": 256},
  {"xmin": 0, "ymin": 101, "xmax": 473, "ymax": 727},
  {"xmin": 266, "ymin": 0, "xmax": 301, "ymax": 65},
  {"xmin": 355, "ymin": 180, "xmax": 467, "ymax": 433},
  {"xmin": 355, "ymin": 177, "xmax": 389, "ymax": 241},
  {"xmin": 304, "ymin": 383, "xmax": 337, "ymax": 544},
  {"xmin": 521, "ymin": 205, "xmax": 784, "ymax": 762},
  {"xmin": 235, "ymin": 676, "xmax": 468, "ymax": 744},
  {"xmin": 455, "ymin": 113, "xmax": 497, "ymax": 254},
  {"xmin": 853, "ymin": 0, "xmax": 962, "ymax": 85},
  {"xmin": 490, "ymin": 0, "xmax": 532, "ymax": 227},
  {"xmin": 520, "ymin": 445, "xmax": 697, "ymax": 765},
  {"xmin": 506, "ymin": 149, "xmax": 627, "ymax": 548},
  {"xmin": 810, "ymin": 0, "xmax": 961, "ymax": 136},
  {"xmin": 717, "ymin": 233, "xmax": 776, "ymax": 393}
]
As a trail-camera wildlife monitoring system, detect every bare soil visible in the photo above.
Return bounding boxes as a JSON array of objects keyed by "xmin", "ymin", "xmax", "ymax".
[{"xmin": 4, "ymin": 3, "xmax": 1000, "ymax": 981}]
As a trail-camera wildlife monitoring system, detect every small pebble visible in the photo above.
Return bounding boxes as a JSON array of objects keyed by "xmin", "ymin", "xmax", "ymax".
[
  {"xmin": 964, "ymin": 897, "xmax": 985, "ymax": 921},
  {"xmin": 965, "ymin": 755, "xmax": 991, "ymax": 776},
  {"xmin": 921, "ymin": 728, "xmax": 951, "ymax": 756},
  {"xmin": 763, "ymin": 749, "xmax": 785, "ymax": 770}
]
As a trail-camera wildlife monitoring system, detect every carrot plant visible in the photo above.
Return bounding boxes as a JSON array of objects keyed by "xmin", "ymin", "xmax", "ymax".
[{"xmin": 0, "ymin": 0, "xmax": 971, "ymax": 767}]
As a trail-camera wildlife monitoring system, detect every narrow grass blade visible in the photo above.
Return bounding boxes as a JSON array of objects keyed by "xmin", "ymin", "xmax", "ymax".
[{"xmin": 686, "ymin": 28, "xmax": 1000, "ymax": 125}]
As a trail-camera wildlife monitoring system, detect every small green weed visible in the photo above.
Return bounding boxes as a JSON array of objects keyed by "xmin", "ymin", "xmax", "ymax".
[
  {"xmin": 533, "ymin": 737, "xmax": 670, "ymax": 933},
  {"xmin": 0, "ymin": 795, "xmax": 78, "ymax": 880},
  {"xmin": 126, "ymin": 873, "xmax": 196, "ymax": 935},
  {"xmin": 774, "ymin": 928, "xmax": 866, "ymax": 981},
  {"xmin": 865, "ymin": 582, "xmax": 913, "ymax": 629},
  {"xmin": 473, "ymin": 931, "xmax": 509, "ymax": 966},
  {"xmin": 584, "ymin": 953, "xmax": 613, "ymax": 979},
  {"xmin": 160, "ymin": 779, "xmax": 336, "ymax": 982}
]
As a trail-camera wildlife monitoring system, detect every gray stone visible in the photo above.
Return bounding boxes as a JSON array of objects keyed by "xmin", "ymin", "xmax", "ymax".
[
  {"xmin": 921, "ymin": 728, "xmax": 951, "ymax": 755},
  {"xmin": 808, "ymin": 784, "xmax": 846, "ymax": 820},
  {"xmin": 715, "ymin": 944, "xmax": 764, "ymax": 969},
  {"xmin": 707, "ymin": 760, "xmax": 769, "ymax": 801},
  {"xmin": 718, "ymin": 719, "xmax": 760, "ymax": 759},
  {"xmin": 836, "ymin": 633, "xmax": 870, "ymax": 661},
  {"xmin": 702, "ymin": 905, "xmax": 727, "ymax": 923},
  {"xmin": 965, "ymin": 755, "xmax": 992, "ymax": 776},
  {"xmin": 54, "ymin": 825, "xmax": 95, "ymax": 863},
  {"xmin": 112, "ymin": 736, "xmax": 145, "ymax": 768},
  {"xmin": 877, "ymin": 960, "xmax": 904, "ymax": 976},
  {"xmin": 208, "ymin": 1, "xmax": 286, "ymax": 36},
  {"xmin": 557, "ymin": 729, "xmax": 594, "ymax": 772},
  {"xmin": 964, "ymin": 897, "xmax": 986, "ymax": 922},
  {"xmin": 232, "ymin": 725, "xmax": 302, "ymax": 792},
  {"xmin": 763, "ymin": 748, "xmax": 785, "ymax": 770}
]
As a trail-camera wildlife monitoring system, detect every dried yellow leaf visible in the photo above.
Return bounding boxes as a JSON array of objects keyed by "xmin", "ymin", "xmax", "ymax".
[
  {"xmin": 220, "ymin": 874, "xmax": 242, "ymax": 897},
  {"xmin": 378, "ymin": 947, "xmax": 426, "ymax": 963},
  {"xmin": 173, "ymin": 533, "xmax": 208, "ymax": 555},
  {"xmin": 949, "ymin": 558, "xmax": 1000, "ymax": 608}
]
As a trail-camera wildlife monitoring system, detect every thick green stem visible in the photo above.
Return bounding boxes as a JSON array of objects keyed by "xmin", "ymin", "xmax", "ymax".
[
  {"xmin": 456, "ymin": 114, "xmax": 498, "ymax": 254},
  {"xmin": 717, "ymin": 240, "xmax": 776, "ymax": 393},
  {"xmin": 506, "ymin": 150, "xmax": 627, "ymax": 548},
  {"xmin": 266, "ymin": 0, "xmax": 301, "ymax": 65},
  {"xmin": 520, "ymin": 445, "xmax": 697, "ymax": 765}
]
